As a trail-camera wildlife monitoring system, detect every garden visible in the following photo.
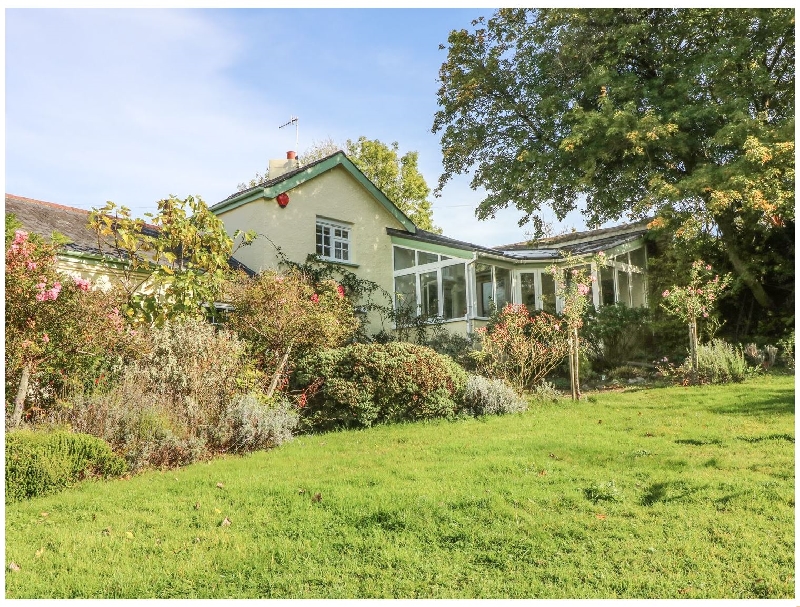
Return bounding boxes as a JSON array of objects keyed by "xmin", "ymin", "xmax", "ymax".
[{"xmin": 4, "ymin": 198, "xmax": 795, "ymax": 598}]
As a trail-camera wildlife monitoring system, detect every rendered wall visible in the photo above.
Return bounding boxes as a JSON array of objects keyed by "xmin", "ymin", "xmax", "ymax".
[{"xmin": 216, "ymin": 166, "xmax": 408, "ymax": 330}]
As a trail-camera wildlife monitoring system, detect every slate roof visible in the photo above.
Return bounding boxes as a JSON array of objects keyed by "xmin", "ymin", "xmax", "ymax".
[
  {"xmin": 389, "ymin": 219, "xmax": 649, "ymax": 262},
  {"xmin": 5, "ymin": 194, "xmax": 255, "ymax": 275},
  {"xmin": 217, "ymin": 152, "xmax": 338, "ymax": 205}
]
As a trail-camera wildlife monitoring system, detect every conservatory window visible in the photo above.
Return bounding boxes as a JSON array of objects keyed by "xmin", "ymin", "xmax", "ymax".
[
  {"xmin": 392, "ymin": 245, "xmax": 468, "ymax": 321},
  {"xmin": 475, "ymin": 263, "xmax": 512, "ymax": 317},
  {"xmin": 540, "ymin": 272, "xmax": 557, "ymax": 314},
  {"xmin": 600, "ymin": 265, "xmax": 616, "ymax": 307}
]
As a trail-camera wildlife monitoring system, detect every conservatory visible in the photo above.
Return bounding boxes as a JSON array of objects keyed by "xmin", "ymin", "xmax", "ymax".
[{"xmin": 387, "ymin": 220, "xmax": 649, "ymax": 334}]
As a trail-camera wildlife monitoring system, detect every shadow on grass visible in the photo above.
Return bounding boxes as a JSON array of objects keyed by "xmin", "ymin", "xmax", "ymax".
[
  {"xmin": 736, "ymin": 433, "xmax": 794, "ymax": 443},
  {"xmin": 640, "ymin": 480, "xmax": 702, "ymax": 506},
  {"xmin": 675, "ymin": 438, "xmax": 723, "ymax": 446},
  {"xmin": 708, "ymin": 390, "xmax": 795, "ymax": 417}
]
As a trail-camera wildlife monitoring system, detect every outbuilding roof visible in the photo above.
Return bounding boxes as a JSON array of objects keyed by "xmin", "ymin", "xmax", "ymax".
[{"xmin": 5, "ymin": 194, "xmax": 255, "ymax": 275}]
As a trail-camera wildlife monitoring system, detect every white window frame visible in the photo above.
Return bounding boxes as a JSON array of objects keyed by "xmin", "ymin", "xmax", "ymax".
[
  {"xmin": 316, "ymin": 218, "xmax": 352, "ymax": 263},
  {"xmin": 392, "ymin": 245, "xmax": 469, "ymax": 322}
]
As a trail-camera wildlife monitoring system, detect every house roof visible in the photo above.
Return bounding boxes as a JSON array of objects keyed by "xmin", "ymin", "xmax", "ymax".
[
  {"xmin": 389, "ymin": 219, "xmax": 649, "ymax": 263},
  {"xmin": 5, "ymin": 193, "xmax": 255, "ymax": 275},
  {"xmin": 210, "ymin": 151, "xmax": 418, "ymax": 234}
]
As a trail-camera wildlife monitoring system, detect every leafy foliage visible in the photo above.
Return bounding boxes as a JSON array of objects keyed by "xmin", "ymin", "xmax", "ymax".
[
  {"xmin": 433, "ymin": 8, "xmax": 793, "ymax": 315},
  {"xmin": 88, "ymin": 196, "xmax": 255, "ymax": 325},
  {"xmin": 5, "ymin": 229, "xmax": 128, "ymax": 426},
  {"xmin": 6, "ymin": 430, "xmax": 125, "ymax": 502},
  {"xmin": 225, "ymin": 269, "xmax": 358, "ymax": 395},
  {"xmin": 582, "ymin": 304, "xmax": 652, "ymax": 370},
  {"xmin": 293, "ymin": 342, "xmax": 468, "ymax": 431},
  {"xmin": 474, "ymin": 304, "xmax": 569, "ymax": 393}
]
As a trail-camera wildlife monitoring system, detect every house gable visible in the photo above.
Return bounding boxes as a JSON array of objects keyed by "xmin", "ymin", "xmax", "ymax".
[{"xmin": 210, "ymin": 152, "xmax": 417, "ymax": 234}]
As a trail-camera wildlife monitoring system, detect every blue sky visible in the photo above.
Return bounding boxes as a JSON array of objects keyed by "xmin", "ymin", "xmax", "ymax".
[{"xmin": 6, "ymin": 8, "xmax": 595, "ymax": 247}]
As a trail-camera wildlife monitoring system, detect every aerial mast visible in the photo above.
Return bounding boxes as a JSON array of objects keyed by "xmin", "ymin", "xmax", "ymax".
[{"xmin": 279, "ymin": 115, "xmax": 299, "ymax": 151}]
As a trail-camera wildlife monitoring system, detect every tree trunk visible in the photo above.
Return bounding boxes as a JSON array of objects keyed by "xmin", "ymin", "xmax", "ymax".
[
  {"xmin": 715, "ymin": 215, "xmax": 776, "ymax": 311},
  {"xmin": 688, "ymin": 320, "xmax": 699, "ymax": 385},
  {"xmin": 569, "ymin": 327, "xmax": 580, "ymax": 401},
  {"xmin": 266, "ymin": 344, "xmax": 293, "ymax": 399},
  {"xmin": 10, "ymin": 364, "xmax": 31, "ymax": 428}
]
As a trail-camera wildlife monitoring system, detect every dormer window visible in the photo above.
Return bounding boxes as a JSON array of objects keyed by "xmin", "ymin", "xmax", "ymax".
[{"xmin": 316, "ymin": 218, "xmax": 351, "ymax": 262}]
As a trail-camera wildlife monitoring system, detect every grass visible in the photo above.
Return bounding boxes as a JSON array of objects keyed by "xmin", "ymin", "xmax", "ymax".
[{"xmin": 5, "ymin": 374, "xmax": 794, "ymax": 598}]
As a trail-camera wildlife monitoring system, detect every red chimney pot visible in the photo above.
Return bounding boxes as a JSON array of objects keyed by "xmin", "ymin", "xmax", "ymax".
[{"xmin": 287, "ymin": 151, "xmax": 297, "ymax": 160}]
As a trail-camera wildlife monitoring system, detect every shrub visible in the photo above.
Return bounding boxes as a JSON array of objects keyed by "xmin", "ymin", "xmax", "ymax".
[
  {"xmin": 475, "ymin": 304, "xmax": 569, "ymax": 393},
  {"xmin": 218, "ymin": 393, "xmax": 299, "ymax": 454},
  {"xmin": 60, "ymin": 319, "xmax": 272, "ymax": 470},
  {"xmin": 428, "ymin": 331, "xmax": 480, "ymax": 371},
  {"xmin": 528, "ymin": 381, "xmax": 563, "ymax": 404},
  {"xmin": 669, "ymin": 339, "xmax": 751, "ymax": 384},
  {"xmin": 777, "ymin": 333, "xmax": 795, "ymax": 369},
  {"xmin": 582, "ymin": 304, "xmax": 651, "ymax": 370},
  {"xmin": 5, "ymin": 228, "xmax": 128, "ymax": 426},
  {"xmin": 463, "ymin": 374, "xmax": 527, "ymax": 416},
  {"xmin": 6, "ymin": 430, "xmax": 126, "ymax": 502},
  {"xmin": 607, "ymin": 365, "xmax": 649, "ymax": 380},
  {"xmin": 294, "ymin": 342, "xmax": 468, "ymax": 431},
  {"xmin": 225, "ymin": 269, "xmax": 358, "ymax": 396}
]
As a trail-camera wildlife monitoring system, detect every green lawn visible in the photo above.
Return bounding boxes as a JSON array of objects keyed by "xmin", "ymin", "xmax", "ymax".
[{"xmin": 5, "ymin": 374, "xmax": 795, "ymax": 598}]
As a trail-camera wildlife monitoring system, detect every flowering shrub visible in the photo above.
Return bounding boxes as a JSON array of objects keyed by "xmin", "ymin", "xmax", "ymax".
[
  {"xmin": 226, "ymin": 270, "xmax": 358, "ymax": 398},
  {"xmin": 661, "ymin": 260, "xmax": 731, "ymax": 323},
  {"xmin": 661, "ymin": 260, "xmax": 732, "ymax": 382},
  {"xmin": 5, "ymin": 229, "xmax": 126, "ymax": 427},
  {"xmin": 474, "ymin": 304, "xmax": 569, "ymax": 394},
  {"xmin": 582, "ymin": 304, "xmax": 652, "ymax": 370},
  {"xmin": 293, "ymin": 342, "xmax": 468, "ymax": 431},
  {"xmin": 549, "ymin": 260, "xmax": 598, "ymax": 399}
]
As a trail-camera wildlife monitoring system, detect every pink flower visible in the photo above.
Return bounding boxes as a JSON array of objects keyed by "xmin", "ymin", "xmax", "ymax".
[
  {"xmin": 74, "ymin": 277, "xmax": 91, "ymax": 291},
  {"xmin": 25, "ymin": 261, "xmax": 37, "ymax": 271},
  {"xmin": 554, "ymin": 324, "xmax": 560, "ymax": 331},
  {"xmin": 42, "ymin": 333, "xmax": 50, "ymax": 343},
  {"xmin": 310, "ymin": 293, "xmax": 319, "ymax": 304},
  {"xmin": 662, "ymin": 290, "xmax": 670, "ymax": 297},
  {"xmin": 705, "ymin": 265, "xmax": 712, "ymax": 271},
  {"xmin": 35, "ymin": 291, "xmax": 48, "ymax": 302},
  {"xmin": 13, "ymin": 230, "xmax": 28, "ymax": 245},
  {"xmin": 703, "ymin": 312, "xmax": 709, "ymax": 318},
  {"xmin": 336, "ymin": 285, "xmax": 345, "ymax": 299},
  {"xmin": 696, "ymin": 289, "xmax": 703, "ymax": 294},
  {"xmin": 571, "ymin": 269, "xmax": 579, "ymax": 276},
  {"xmin": 577, "ymin": 283, "xmax": 590, "ymax": 296}
]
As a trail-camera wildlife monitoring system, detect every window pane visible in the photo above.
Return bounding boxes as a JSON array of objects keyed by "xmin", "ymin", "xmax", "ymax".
[
  {"xmin": 541, "ymin": 272, "xmax": 557, "ymax": 314},
  {"xmin": 442, "ymin": 264, "xmax": 467, "ymax": 320},
  {"xmin": 420, "ymin": 271, "xmax": 439, "ymax": 318},
  {"xmin": 340, "ymin": 243, "xmax": 349, "ymax": 261},
  {"xmin": 394, "ymin": 274, "xmax": 417, "ymax": 316},
  {"xmin": 495, "ymin": 267, "xmax": 511, "ymax": 309},
  {"xmin": 475, "ymin": 263, "xmax": 493, "ymax": 317},
  {"xmin": 631, "ymin": 271, "xmax": 645, "ymax": 307},
  {"xmin": 521, "ymin": 273, "xmax": 537, "ymax": 314},
  {"xmin": 629, "ymin": 247, "xmax": 646, "ymax": 269},
  {"xmin": 618, "ymin": 271, "xmax": 631, "ymax": 307},
  {"xmin": 418, "ymin": 251, "xmax": 438, "ymax": 265},
  {"xmin": 393, "ymin": 246, "xmax": 415, "ymax": 271},
  {"xmin": 600, "ymin": 266, "xmax": 616, "ymax": 307}
]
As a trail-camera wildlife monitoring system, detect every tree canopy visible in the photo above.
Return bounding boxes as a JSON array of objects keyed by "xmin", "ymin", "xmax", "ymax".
[{"xmin": 433, "ymin": 8, "xmax": 794, "ymax": 312}]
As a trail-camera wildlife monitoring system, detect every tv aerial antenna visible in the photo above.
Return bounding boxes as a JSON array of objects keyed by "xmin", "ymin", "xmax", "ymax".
[{"xmin": 279, "ymin": 115, "xmax": 299, "ymax": 151}]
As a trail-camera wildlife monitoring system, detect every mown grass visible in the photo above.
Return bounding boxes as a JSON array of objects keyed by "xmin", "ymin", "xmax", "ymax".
[{"xmin": 5, "ymin": 374, "xmax": 794, "ymax": 598}]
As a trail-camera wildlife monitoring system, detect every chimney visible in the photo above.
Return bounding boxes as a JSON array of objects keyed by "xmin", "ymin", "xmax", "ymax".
[{"xmin": 268, "ymin": 151, "xmax": 300, "ymax": 179}]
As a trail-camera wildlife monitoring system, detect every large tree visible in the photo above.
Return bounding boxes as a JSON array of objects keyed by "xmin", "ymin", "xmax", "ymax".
[
  {"xmin": 433, "ymin": 8, "xmax": 794, "ymax": 312},
  {"xmin": 242, "ymin": 137, "xmax": 439, "ymax": 232}
]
